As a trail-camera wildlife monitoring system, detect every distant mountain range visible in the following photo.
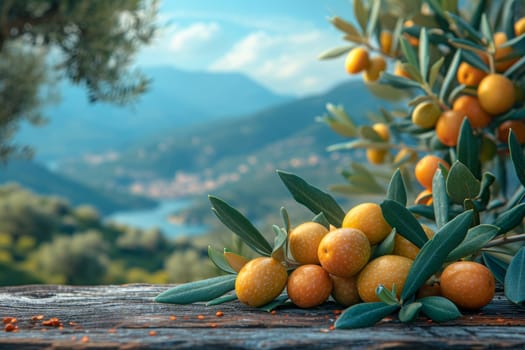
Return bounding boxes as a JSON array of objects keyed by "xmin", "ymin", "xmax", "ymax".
[
  {"xmin": 58, "ymin": 79, "xmax": 397, "ymax": 198},
  {"xmin": 16, "ymin": 66, "xmax": 292, "ymax": 162}
]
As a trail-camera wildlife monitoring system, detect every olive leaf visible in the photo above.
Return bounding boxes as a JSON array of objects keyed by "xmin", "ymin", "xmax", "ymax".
[
  {"xmin": 509, "ymin": 130, "xmax": 525, "ymax": 187},
  {"xmin": 418, "ymin": 28, "xmax": 429, "ymax": 80},
  {"xmin": 206, "ymin": 293, "xmax": 237, "ymax": 306},
  {"xmin": 446, "ymin": 161, "xmax": 481, "ymax": 204},
  {"xmin": 493, "ymin": 203, "xmax": 525, "ymax": 235},
  {"xmin": 381, "ymin": 199, "xmax": 428, "ymax": 248},
  {"xmin": 376, "ymin": 284, "xmax": 399, "ymax": 306},
  {"xmin": 401, "ymin": 210, "xmax": 474, "ymax": 301},
  {"xmin": 155, "ymin": 275, "xmax": 237, "ymax": 304},
  {"xmin": 446, "ymin": 224, "xmax": 499, "ymax": 262},
  {"xmin": 482, "ymin": 252, "xmax": 509, "ymax": 284},
  {"xmin": 258, "ymin": 294, "xmax": 290, "ymax": 312},
  {"xmin": 439, "ymin": 49, "xmax": 462, "ymax": 101},
  {"xmin": 419, "ymin": 296, "xmax": 462, "ymax": 322},
  {"xmin": 335, "ymin": 302, "xmax": 400, "ymax": 329},
  {"xmin": 277, "ymin": 170, "xmax": 345, "ymax": 227},
  {"xmin": 208, "ymin": 245, "xmax": 237, "ymax": 274},
  {"xmin": 209, "ymin": 195, "xmax": 273, "ymax": 256},
  {"xmin": 399, "ymin": 302, "xmax": 422, "ymax": 323},
  {"xmin": 432, "ymin": 169, "xmax": 448, "ymax": 229},
  {"xmin": 312, "ymin": 211, "xmax": 330, "ymax": 229},
  {"xmin": 318, "ymin": 45, "xmax": 355, "ymax": 60},
  {"xmin": 457, "ymin": 118, "xmax": 481, "ymax": 179},
  {"xmin": 386, "ymin": 168, "xmax": 407, "ymax": 206},
  {"xmin": 372, "ymin": 228, "xmax": 396, "ymax": 259},
  {"xmin": 504, "ymin": 247, "xmax": 525, "ymax": 306}
]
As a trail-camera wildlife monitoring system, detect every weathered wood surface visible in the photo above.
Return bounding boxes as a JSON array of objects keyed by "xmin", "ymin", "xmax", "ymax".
[{"xmin": 1, "ymin": 284, "xmax": 524, "ymax": 349}]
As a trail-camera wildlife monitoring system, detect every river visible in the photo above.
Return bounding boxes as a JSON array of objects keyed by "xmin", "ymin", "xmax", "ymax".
[{"xmin": 105, "ymin": 199, "xmax": 208, "ymax": 239}]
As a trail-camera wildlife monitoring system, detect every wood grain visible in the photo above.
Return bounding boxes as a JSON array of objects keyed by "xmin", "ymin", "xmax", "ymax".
[{"xmin": 1, "ymin": 284, "xmax": 524, "ymax": 349}]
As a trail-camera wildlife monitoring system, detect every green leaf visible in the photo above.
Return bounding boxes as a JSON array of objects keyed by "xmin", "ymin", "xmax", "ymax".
[
  {"xmin": 493, "ymin": 203, "xmax": 525, "ymax": 235},
  {"xmin": 505, "ymin": 55, "xmax": 525, "ymax": 79},
  {"xmin": 418, "ymin": 28, "xmax": 429, "ymax": 80},
  {"xmin": 281, "ymin": 207, "xmax": 291, "ymax": 233},
  {"xmin": 429, "ymin": 57, "xmax": 445, "ymax": 89},
  {"xmin": 366, "ymin": 0, "xmax": 380, "ymax": 38},
  {"xmin": 478, "ymin": 172, "xmax": 496, "ymax": 207},
  {"xmin": 312, "ymin": 211, "xmax": 330, "ymax": 229},
  {"xmin": 372, "ymin": 228, "xmax": 396, "ymax": 259},
  {"xmin": 461, "ymin": 50, "xmax": 490, "ymax": 72},
  {"xmin": 439, "ymin": 49, "xmax": 462, "ymax": 101},
  {"xmin": 469, "ymin": 0, "xmax": 486, "ymax": 30},
  {"xmin": 505, "ymin": 247, "xmax": 525, "ymax": 305},
  {"xmin": 318, "ymin": 45, "xmax": 355, "ymax": 60},
  {"xmin": 446, "ymin": 224, "xmax": 499, "ymax": 262},
  {"xmin": 380, "ymin": 72, "xmax": 423, "ymax": 90},
  {"xmin": 277, "ymin": 170, "xmax": 345, "ymax": 227},
  {"xmin": 359, "ymin": 125, "xmax": 385, "ymax": 142},
  {"xmin": 386, "ymin": 169, "xmax": 407, "ymax": 206},
  {"xmin": 381, "ymin": 200, "xmax": 428, "ymax": 249},
  {"xmin": 155, "ymin": 275, "xmax": 237, "ymax": 304},
  {"xmin": 208, "ymin": 245, "xmax": 237, "ymax": 274},
  {"xmin": 376, "ymin": 284, "xmax": 400, "ymax": 306},
  {"xmin": 206, "ymin": 293, "xmax": 237, "ymax": 306},
  {"xmin": 446, "ymin": 161, "xmax": 481, "ymax": 204},
  {"xmin": 329, "ymin": 16, "xmax": 362, "ymax": 37},
  {"xmin": 419, "ymin": 296, "xmax": 462, "ymax": 322},
  {"xmin": 482, "ymin": 252, "xmax": 508, "ymax": 284},
  {"xmin": 353, "ymin": 0, "xmax": 368, "ymax": 34},
  {"xmin": 449, "ymin": 38, "xmax": 486, "ymax": 53},
  {"xmin": 509, "ymin": 130, "xmax": 525, "ymax": 187},
  {"xmin": 480, "ymin": 13, "xmax": 493, "ymax": 45},
  {"xmin": 209, "ymin": 196, "xmax": 273, "ymax": 256},
  {"xmin": 457, "ymin": 118, "xmax": 481, "ymax": 179},
  {"xmin": 258, "ymin": 294, "xmax": 290, "ymax": 312},
  {"xmin": 335, "ymin": 302, "xmax": 400, "ymax": 329},
  {"xmin": 272, "ymin": 225, "xmax": 287, "ymax": 259},
  {"xmin": 446, "ymin": 11, "xmax": 484, "ymax": 43},
  {"xmin": 399, "ymin": 302, "xmax": 422, "ymax": 323},
  {"xmin": 432, "ymin": 169, "xmax": 448, "ymax": 229},
  {"xmin": 400, "ymin": 37, "xmax": 419, "ymax": 72},
  {"xmin": 401, "ymin": 210, "xmax": 473, "ymax": 301}
]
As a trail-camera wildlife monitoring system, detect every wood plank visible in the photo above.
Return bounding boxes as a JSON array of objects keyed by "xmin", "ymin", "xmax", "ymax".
[{"xmin": 1, "ymin": 284, "xmax": 525, "ymax": 349}]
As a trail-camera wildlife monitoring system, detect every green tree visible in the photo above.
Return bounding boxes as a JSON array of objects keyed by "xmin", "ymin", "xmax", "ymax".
[{"xmin": 0, "ymin": 0, "xmax": 157, "ymax": 159}]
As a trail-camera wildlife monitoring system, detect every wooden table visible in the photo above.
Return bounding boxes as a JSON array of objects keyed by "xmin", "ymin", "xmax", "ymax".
[{"xmin": 1, "ymin": 284, "xmax": 524, "ymax": 349}]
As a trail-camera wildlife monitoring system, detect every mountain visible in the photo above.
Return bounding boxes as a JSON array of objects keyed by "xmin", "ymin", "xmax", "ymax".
[
  {"xmin": 0, "ymin": 160, "xmax": 156, "ymax": 215},
  {"xmin": 58, "ymin": 79, "xmax": 400, "ymax": 197},
  {"xmin": 16, "ymin": 66, "xmax": 292, "ymax": 162}
]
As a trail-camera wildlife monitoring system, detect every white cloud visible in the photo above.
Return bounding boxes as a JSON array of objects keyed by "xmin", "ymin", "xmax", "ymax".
[
  {"xmin": 169, "ymin": 22, "xmax": 220, "ymax": 52},
  {"xmin": 210, "ymin": 30, "xmax": 347, "ymax": 96}
]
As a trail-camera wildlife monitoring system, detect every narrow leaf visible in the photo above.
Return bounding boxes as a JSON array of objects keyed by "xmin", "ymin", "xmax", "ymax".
[
  {"xmin": 457, "ymin": 118, "xmax": 481, "ymax": 179},
  {"xmin": 353, "ymin": 0, "xmax": 368, "ymax": 34},
  {"xmin": 281, "ymin": 207, "xmax": 291, "ymax": 233},
  {"xmin": 155, "ymin": 275, "xmax": 237, "ymax": 304},
  {"xmin": 209, "ymin": 196, "xmax": 273, "ymax": 256},
  {"xmin": 376, "ymin": 284, "xmax": 400, "ymax": 306},
  {"xmin": 208, "ymin": 246, "xmax": 237, "ymax": 274},
  {"xmin": 380, "ymin": 72, "xmax": 423, "ymax": 90},
  {"xmin": 505, "ymin": 247, "xmax": 525, "ymax": 305},
  {"xmin": 439, "ymin": 49, "xmax": 462, "ymax": 101},
  {"xmin": 429, "ymin": 57, "xmax": 445, "ymax": 88},
  {"xmin": 446, "ymin": 12, "xmax": 484, "ymax": 43},
  {"xmin": 418, "ymin": 28, "xmax": 429, "ymax": 80},
  {"xmin": 258, "ymin": 294, "xmax": 290, "ymax": 312},
  {"xmin": 335, "ymin": 302, "xmax": 399, "ymax": 329},
  {"xmin": 206, "ymin": 293, "xmax": 237, "ymax": 306},
  {"xmin": 277, "ymin": 170, "xmax": 345, "ymax": 227},
  {"xmin": 432, "ymin": 169, "xmax": 448, "ymax": 229},
  {"xmin": 400, "ymin": 37, "xmax": 419, "ymax": 71},
  {"xmin": 318, "ymin": 45, "xmax": 355, "ymax": 60},
  {"xmin": 381, "ymin": 200, "xmax": 428, "ymax": 248},
  {"xmin": 493, "ymin": 203, "xmax": 525, "ymax": 235},
  {"xmin": 272, "ymin": 225, "xmax": 287, "ymax": 259},
  {"xmin": 480, "ymin": 13, "xmax": 493, "ymax": 45},
  {"xmin": 446, "ymin": 224, "xmax": 499, "ymax": 262},
  {"xmin": 509, "ymin": 130, "xmax": 525, "ymax": 187},
  {"xmin": 366, "ymin": 0, "xmax": 380, "ymax": 37},
  {"xmin": 478, "ymin": 172, "xmax": 496, "ymax": 207},
  {"xmin": 446, "ymin": 161, "xmax": 481, "ymax": 204},
  {"xmin": 312, "ymin": 211, "xmax": 330, "ymax": 229},
  {"xmin": 401, "ymin": 210, "xmax": 473, "ymax": 301},
  {"xmin": 399, "ymin": 302, "xmax": 422, "ymax": 323},
  {"xmin": 329, "ymin": 16, "xmax": 362, "ymax": 37},
  {"xmin": 419, "ymin": 296, "xmax": 462, "ymax": 322},
  {"xmin": 482, "ymin": 252, "xmax": 509, "ymax": 284},
  {"xmin": 386, "ymin": 169, "xmax": 407, "ymax": 206},
  {"xmin": 372, "ymin": 228, "xmax": 396, "ymax": 259}
]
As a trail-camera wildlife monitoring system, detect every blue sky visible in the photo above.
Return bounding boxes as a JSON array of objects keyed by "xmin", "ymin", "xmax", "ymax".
[{"xmin": 137, "ymin": 0, "xmax": 356, "ymax": 96}]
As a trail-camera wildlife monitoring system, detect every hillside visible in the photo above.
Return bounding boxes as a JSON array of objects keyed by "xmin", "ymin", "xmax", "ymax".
[
  {"xmin": 58, "ymin": 79, "xmax": 398, "ymax": 202},
  {"xmin": 16, "ymin": 66, "xmax": 291, "ymax": 162},
  {"xmin": 0, "ymin": 160, "xmax": 156, "ymax": 215}
]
